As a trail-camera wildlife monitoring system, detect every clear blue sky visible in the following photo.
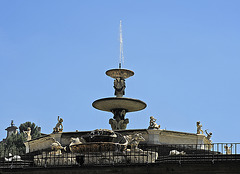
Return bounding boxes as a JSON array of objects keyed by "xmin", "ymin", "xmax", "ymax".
[{"xmin": 0, "ymin": 1, "xmax": 239, "ymax": 143}]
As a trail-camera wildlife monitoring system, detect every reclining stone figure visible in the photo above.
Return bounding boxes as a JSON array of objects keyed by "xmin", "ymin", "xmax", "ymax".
[
  {"xmin": 148, "ymin": 116, "xmax": 160, "ymax": 129},
  {"xmin": 125, "ymin": 133, "xmax": 145, "ymax": 152},
  {"xmin": 51, "ymin": 140, "xmax": 66, "ymax": 155},
  {"xmin": 169, "ymin": 150, "xmax": 186, "ymax": 156}
]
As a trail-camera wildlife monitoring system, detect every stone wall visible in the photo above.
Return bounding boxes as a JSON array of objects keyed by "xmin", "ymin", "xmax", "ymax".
[
  {"xmin": 116, "ymin": 129, "xmax": 209, "ymax": 145},
  {"xmin": 25, "ymin": 129, "xmax": 210, "ymax": 153},
  {"xmin": 1, "ymin": 162, "xmax": 240, "ymax": 174}
]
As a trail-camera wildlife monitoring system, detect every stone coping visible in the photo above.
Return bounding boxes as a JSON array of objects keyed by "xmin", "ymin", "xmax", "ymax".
[{"xmin": 28, "ymin": 128, "xmax": 201, "ymax": 142}]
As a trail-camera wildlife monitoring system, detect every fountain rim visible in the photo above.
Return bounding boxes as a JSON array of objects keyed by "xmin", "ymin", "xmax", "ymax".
[
  {"xmin": 106, "ymin": 68, "xmax": 134, "ymax": 79},
  {"xmin": 92, "ymin": 97, "xmax": 147, "ymax": 112}
]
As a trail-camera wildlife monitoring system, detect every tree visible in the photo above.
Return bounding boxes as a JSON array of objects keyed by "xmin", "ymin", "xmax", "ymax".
[
  {"xmin": 0, "ymin": 122, "xmax": 41, "ymax": 156},
  {"xmin": 5, "ymin": 133, "xmax": 25, "ymax": 154}
]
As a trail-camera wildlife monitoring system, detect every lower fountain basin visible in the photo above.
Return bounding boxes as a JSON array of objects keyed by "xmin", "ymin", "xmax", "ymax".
[
  {"xmin": 83, "ymin": 135, "xmax": 117, "ymax": 143},
  {"xmin": 92, "ymin": 97, "xmax": 147, "ymax": 112},
  {"xmin": 70, "ymin": 142, "xmax": 127, "ymax": 153}
]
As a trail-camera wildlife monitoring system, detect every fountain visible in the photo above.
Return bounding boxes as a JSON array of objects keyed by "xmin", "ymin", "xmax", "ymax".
[
  {"xmin": 92, "ymin": 68, "xmax": 147, "ymax": 130},
  {"xmin": 69, "ymin": 129, "xmax": 127, "ymax": 153},
  {"xmin": 24, "ymin": 21, "xmax": 213, "ymax": 168}
]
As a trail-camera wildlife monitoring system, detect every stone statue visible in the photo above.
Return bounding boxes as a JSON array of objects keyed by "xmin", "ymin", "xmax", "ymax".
[
  {"xmin": 111, "ymin": 109, "xmax": 126, "ymax": 121},
  {"xmin": 119, "ymin": 119, "xmax": 129, "ymax": 130},
  {"xmin": 69, "ymin": 137, "xmax": 86, "ymax": 153},
  {"xmin": 11, "ymin": 120, "xmax": 14, "ymax": 126},
  {"xmin": 23, "ymin": 127, "xmax": 32, "ymax": 141},
  {"xmin": 109, "ymin": 118, "xmax": 129, "ymax": 130},
  {"xmin": 109, "ymin": 109, "xmax": 129, "ymax": 130},
  {"xmin": 224, "ymin": 144, "xmax": 233, "ymax": 155},
  {"xmin": 196, "ymin": 121, "xmax": 203, "ymax": 134},
  {"xmin": 169, "ymin": 150, "xmax": 186, "ymax": 156},
  {"xmin": 53, "ymin": 116, "xmax": 63, "ymax": 133},
  {"xmin": 51, "ymin": 140, "xmax": 65, "ymax": 155},
  {"xmin": 114, "ymin": 77, "xmax": 126, "ymax": 97},
  {"xmin": 5, "ymin": 153, "xmax": 22, "ymax": 162},
  {"xmin": 125, "ymin": 133, "xmax": 145, "ymax": 151},
  {"xmin": 69, "ymin": 137, "xmax": 86, "ymax": 146},
  {"xmin": 148, "ymin": 116, "xmax": 160, "ymax": 129},
  {"xmin": 205, "ymin": 130, "xmax": 212, "ymax": 143}
]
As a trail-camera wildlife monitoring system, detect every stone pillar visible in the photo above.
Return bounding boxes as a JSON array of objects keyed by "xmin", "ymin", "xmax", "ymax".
[
  {"xmin": 50, "ymin": 133, "xmax": 62, "ymax": 143},
  {"xmin": 196, "ymin": 134, "xmax": 205, "ymax": 144},
  {"xmin": 147, "ymin": 129, "xmax": 162, "ymax": 145}
]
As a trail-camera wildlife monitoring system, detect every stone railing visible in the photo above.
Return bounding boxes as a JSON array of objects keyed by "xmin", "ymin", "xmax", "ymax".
[{"xmin": 0, "ymin": 143, "xmax": 239, "ymax": 168}]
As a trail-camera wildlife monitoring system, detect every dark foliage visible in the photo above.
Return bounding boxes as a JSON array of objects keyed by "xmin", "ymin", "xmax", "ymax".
[
  {"xmin": 19, "ymin": 122, "xmax": 41, "ymax": 140},
  {"xmin": 0, "ymin": 122, "xmax": 41, "ymax": 157}
]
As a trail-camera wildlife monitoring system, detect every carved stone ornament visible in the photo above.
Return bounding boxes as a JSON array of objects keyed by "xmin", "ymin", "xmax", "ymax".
[
  {"xmin": 23, "ymin": 127, "xmax": 32, "ymax": 141},
  {"xmin": 224, "ymin": 144, "xmax": 233, "ymax": 155},
  {"xmin": 109, "ymin": 109, "xmax": 129, "ymax": 130},
  {"xmin": 114, "ymin": 77, "xmax": 126, "ymax": 97},
  {"xmin": 125, "ymin": 133, "xmax": 145, "ymax": 151},
  {"xmin": 148, "ymin": 116, "xmax": 160, "ymax": 129},
  {"xmin": 196, "ymin": 121, "xmax": 203, "ymax": 134},
  {"xmin": 205, "ymin": 130, "xmax": 212, "ymax": 143},
  {"xmin": 50, "ymin": 140, "xmax": 65, "ymax": 155},
  {"xmin": 53, "ymin": 116, "xmax": 63, "ymax": 133}
]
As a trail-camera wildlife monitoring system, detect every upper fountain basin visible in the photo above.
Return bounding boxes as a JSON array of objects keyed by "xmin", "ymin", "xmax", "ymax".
[{"xmin": 106, "ymin": 69, "xmax": 134, "ymax": 79}]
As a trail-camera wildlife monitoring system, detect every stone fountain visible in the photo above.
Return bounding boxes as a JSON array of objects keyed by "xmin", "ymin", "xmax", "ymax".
[
  {"xmin": 69, "ymin": 129, "xmax": 127, "ymax": 153},
  {"xmin": 92, "ymin": 68, "xmax": 147, "ymax": 130}
]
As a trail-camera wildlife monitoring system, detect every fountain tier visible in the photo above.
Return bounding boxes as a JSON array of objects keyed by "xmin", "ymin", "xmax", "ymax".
[
  {"xmin": 106, "ymin": 69, "xmax": 134, "ymax": 79},
  {"xmin": 92, "ymin": 68, "xmax": 146, "ymax": 130},
  {"xmin": 92, "ymin": 97, "xmax": 146, "ymax": 112}
]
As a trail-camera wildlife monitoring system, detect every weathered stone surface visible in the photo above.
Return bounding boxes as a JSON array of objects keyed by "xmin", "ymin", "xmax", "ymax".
[
  {"xmin": 148, "ymin": 116, "xmax": 160, "ymax": 130},
  {"xmin": 92, "ymin": 97, "xmax": 147, "ymax": 112},
  {"xmin": 70, "ymin": 142, "xmax": 126, "ymax": 153},
  {"xmin": 33, "ymin": 150, "xmax": 158, "ymax": 166},
  {"xmin": 106, "ymin": 69, "xmax": 134, "ymax": 79},
  {"xmin": 34, "ymin": 153, "xmax": 77, "ymax": 166},
  {"xmin": 24, "ymin": 133, "xmax": 62, "ymax": 153},
  {"xmin": 3, "ymin": 162, "xmax": 240, "ymax": 174},
  {"xmin": 126, "ymin": 150, "xmax": 158, "ymax": 163},
  {"xmin": 26, "ymin": 129, "xmax": 212, "ymax": 153}
]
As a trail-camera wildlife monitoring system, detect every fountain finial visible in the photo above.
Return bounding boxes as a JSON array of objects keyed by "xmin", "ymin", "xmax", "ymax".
[{"xmin": 119, "ymin": 20, "xmax": 124, "ymax": 69}]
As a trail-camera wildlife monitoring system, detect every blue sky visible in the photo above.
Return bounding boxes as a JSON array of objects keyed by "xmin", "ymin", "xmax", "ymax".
[{"xmin": 0, "ymin": 1, "xmax": 240, "ymax": 142}]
